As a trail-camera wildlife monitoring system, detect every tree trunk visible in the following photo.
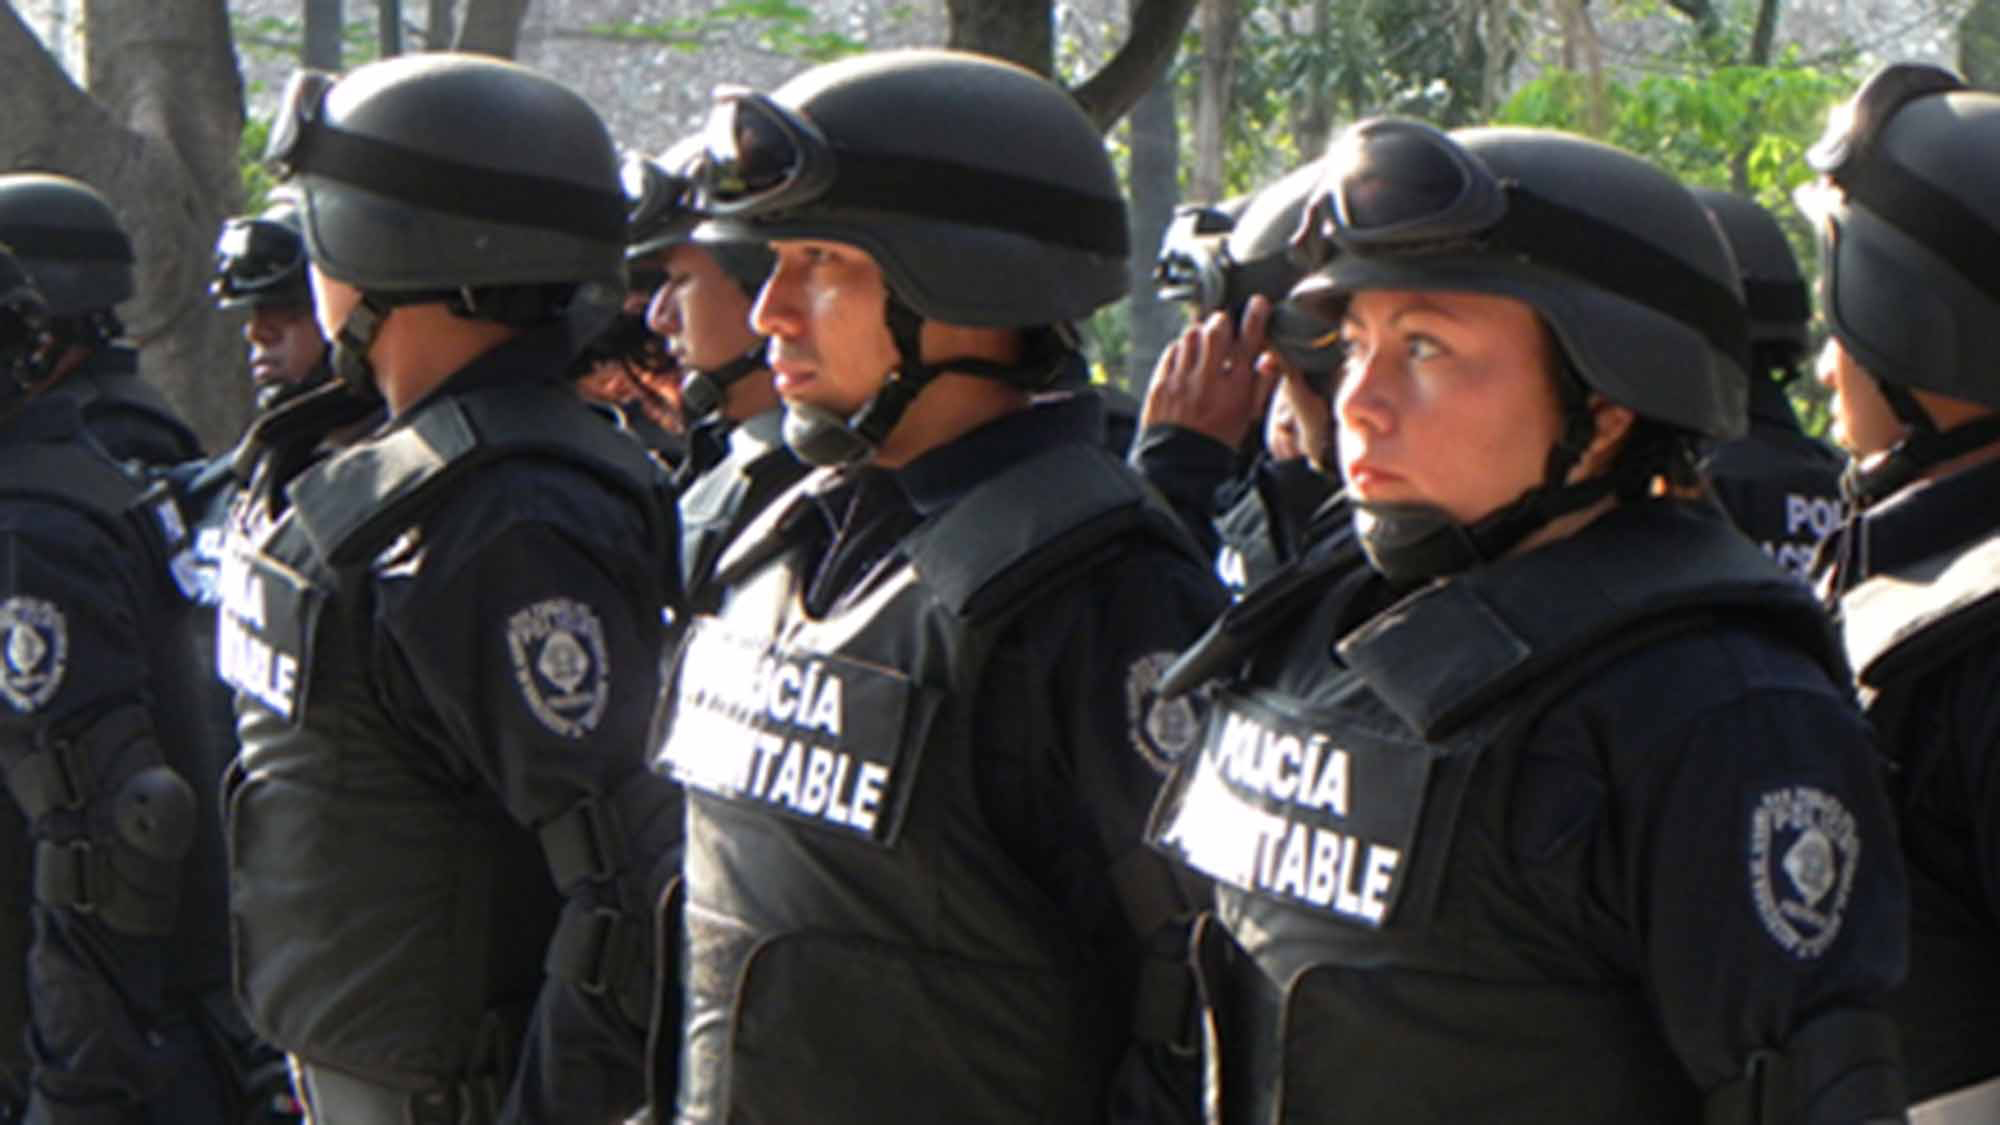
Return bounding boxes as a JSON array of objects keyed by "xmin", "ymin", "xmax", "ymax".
[
  {"xmin": 43, "ymin": 0, "xmax": 250, "ymax": 451},
  {"xmin": 946, "ymin": 0, "xmax": 1054, "ymax": 74},
  {"xmin": 1191, "ymin": 0, "xmax": 1240, "ymax": 205},
  {"xmin": 304, "ymin": 0, "xmax": 343, "ymax": 69},
  {"xmin": 1125, "ymin": 62, "xmax": 1181, "ymax": 394},
  {"xmin": 1747, "ymin": 0, "xmax": 1781, "ymax": 66},
  {"xmin": 454, "ymin": 0, "xmax": 528, "ymax": 58},
  {"xmin": 427, "ymin": 0, "xmax": 457, "ymax": 49},
  {"xmin": 1561, "ymin": 0, "xmax": 1606, "ymax": 134},
  {"xmin": 379, "ymin": 0, "xmax": 404, "ymax": 57},
  {"xmin": 1289, "ymin": 0, "xmax": 1335, "ymax": 160}
]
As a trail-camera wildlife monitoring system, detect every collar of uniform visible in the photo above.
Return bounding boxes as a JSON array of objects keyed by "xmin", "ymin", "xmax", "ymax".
[
  {"xmin": 1856, "ymin": 454, "xmax": 2000, "ymax": 578},
  {"xmin": 385, "ymin": 321, "xmax": 580, "ymax": 424},
  {"xmin": 896, "ymin": 394, "xmax": 1106, "ymax": 518},
  {"xmin": 0, "ymin": 391, "xmax": 89, "ymax": 446}
]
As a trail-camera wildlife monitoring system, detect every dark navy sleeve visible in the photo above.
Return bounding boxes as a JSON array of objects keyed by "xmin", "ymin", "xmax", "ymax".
[
  {"xmin": 374, "ymin": 467, "xmax": 677, "ymax": 1123},
  {"xmin": 1516, "ymin": 627, "xmax": 1906, "ymax": 1103},
  {"xmin": 974, "ymin": 532, "xmax": 1226, "ymax": 1124},
  {"xmin": 0, "ymin": 501, "xmax": 194, "ymax": 1115},
  {"xmin": 1128, "ymin": 423, "xmax": 1239, "ymax": 564}
]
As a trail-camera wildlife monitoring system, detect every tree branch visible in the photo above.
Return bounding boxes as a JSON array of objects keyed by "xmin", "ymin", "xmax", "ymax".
[
  {"xmin": 455, "ymin": 0, "xmax": 529, "ymax": 58},
  {"xmin": 1071, "ymin": 0, "xmax": 1198, "ymax": 132}
]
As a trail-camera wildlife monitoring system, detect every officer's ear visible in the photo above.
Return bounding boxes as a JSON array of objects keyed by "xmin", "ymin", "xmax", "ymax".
[{"xmin": 1572, "ymin": 394, "xmax": 1636, "ymax": 484}]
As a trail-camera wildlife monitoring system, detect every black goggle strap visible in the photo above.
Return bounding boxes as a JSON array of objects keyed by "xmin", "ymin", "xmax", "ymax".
[
  {"xmin": 278, "ymin": 115, "xmax": 624, "ymax": 246},
  {"xmin": 1834, "ymin": 154, "xmax": 2000, "ymax": 309}
]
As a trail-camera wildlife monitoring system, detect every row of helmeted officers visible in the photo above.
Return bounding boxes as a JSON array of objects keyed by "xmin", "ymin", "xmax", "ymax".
[{"xmin": 0, "ymin": 44, "xmax": 1994, "ymax": 1125}]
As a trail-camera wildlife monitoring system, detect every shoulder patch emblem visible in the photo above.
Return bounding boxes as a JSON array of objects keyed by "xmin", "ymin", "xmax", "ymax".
[
  {"xmin": 1126, "ymin": 650, "xmax": 1201, "ymax": 771},
  {"xmin": 1749, "ymin": 786, "xmax": 1859, "ymax": 960},
  {"xmin": 507, "ymin": 598, "xmax": 610, "ymax": 738},
  {"xmin": 0, "ymin": 596, "xmax": 68, "ymax": 714}
]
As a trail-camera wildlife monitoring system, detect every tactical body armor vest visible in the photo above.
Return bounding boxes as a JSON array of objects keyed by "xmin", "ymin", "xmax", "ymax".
[
  {"xmin": 1149, "ymin": 503, "xmax": 1835, "ymax": 1124},
  {"xmin": 1838, "ymin": 526, "xmax": 2000, "ymax": 1104},
  {"xmin": 676, "ymin": 409, "xmax": 806, "ymax": 614},
  {"xmin": 657, "ymin": 440, "xmax": 1200, "ymax": 1125},
  {"xmin": 220, "ymin": 381, "xmax": 665, "ymax": 1101},
  {"xmin": 0, "ymin": 400, "xmax": 234, "ymax": 1109}
]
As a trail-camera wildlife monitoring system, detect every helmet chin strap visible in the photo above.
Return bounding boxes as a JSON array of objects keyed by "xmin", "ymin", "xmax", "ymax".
[
  {"xmin": 680, "ymin": 340, "xmax": 769, "ymax": 421},
  {"xmin": 1353, "ymin": 367, "xmax": 1617, "ymax": 588},
  {"xmin": 781, "ymin": 295, "xmax": 1046, "ymax": 468},
  {"xmin": 330, "ymin": 294, "xmax": 391, "ymax": 402},
  {"xmin": 1842, "ymin": 379, "xmax": 2000, "ymax": 508}
]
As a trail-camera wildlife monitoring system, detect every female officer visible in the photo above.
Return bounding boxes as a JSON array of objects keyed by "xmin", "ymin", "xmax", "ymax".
[{"xmin": 1148, "ymin": 119, "xmax": 1910, "ymax": 1123}]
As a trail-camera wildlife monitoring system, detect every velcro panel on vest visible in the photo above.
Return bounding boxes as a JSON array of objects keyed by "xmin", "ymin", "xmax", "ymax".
[
  {"xmin": 1341, "ymin": 505, "xmax": 1830, "ymax": 739},
  {"xmin": 1701, "ymin": 1007, "xmax": 1905, "ymax": 1124},
  {"xmin": 903, "ymin": 442, "xmax": 1187, "ymax": 622},
  {"xmin": 287, "ymin": 384, "xmax": 664, "ymax": 568},
  {"xmin": 1841, "ymin": 531, "xmax": 2000, "ymax": 690}
]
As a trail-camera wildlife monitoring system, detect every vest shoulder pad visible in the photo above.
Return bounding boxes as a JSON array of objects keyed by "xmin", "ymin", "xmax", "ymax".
[
  {"xmin": 0, "ymin": 439, "xmax": 151, "ymax": 553},
  {"xmin": 905, "ymin": 441, "xmax": 1201, "ymax": 620},
  {"xmin": 1841, "ymin": 528, "xmax": 2000, "ymax": 688},
  {"xmin": 1340, "ymin": 504, "xmax": 1835, "ymax": 738},
  {"xmin": 288, "ymin": 382, "xmax": 662, "ymax": 565}
]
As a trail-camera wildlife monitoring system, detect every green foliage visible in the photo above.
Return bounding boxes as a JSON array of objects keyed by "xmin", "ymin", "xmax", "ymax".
[
  {"xmin": 585, "ymin": 2, "xmax": 865, "ymax": 63},
  {"xmin": 1497, "ymin": 54, "xmax": 1860, "ymax": 432}
]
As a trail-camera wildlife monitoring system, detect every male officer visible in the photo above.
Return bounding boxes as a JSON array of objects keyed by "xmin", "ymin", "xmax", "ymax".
[
  {"xmin": 223, "ymin": 54, "xmax": 681, "ymax": 1123},
  {"xmin": 0, "ymin": 234, "xmax": 253, "ymax": 1121},
  {"xmin": 1692, "ymin": 188, "xmax": 1843, "ymax": 577},
  {"xmin": 1138, "ymin": 162, "xmax": 1342, "ymax": 596},
  {"xmin": 625, "ymin": 141, "xmax": 805, "ymax": 611},
  {"xmin": 651, "ymin": 50, "xmax": 1223, "ymax": 1125},
  {"xmin": 1801, "ymin": 63, "xmax": 2000, "ymax": 1119},
  {"xmin": 214, "ymin": 197, "xmax": 332, "ymax": 413},
  {"xmin": 0, "ymin": 174, "xmax": 201, "ymax": 467}
]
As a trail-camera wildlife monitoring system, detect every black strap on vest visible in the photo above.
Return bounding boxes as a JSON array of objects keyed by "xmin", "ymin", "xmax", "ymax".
[
  {"xmin": 1340, "ymin": 504, "xmax": 1836, "ymax": 739},
  {"xmin": 902, "ymin": 440, "xmax": 1202, "ymax": 622},
  {"xmin": 1701, "ymin": 1007, "xmax": 1904, "ymax": 1124}
]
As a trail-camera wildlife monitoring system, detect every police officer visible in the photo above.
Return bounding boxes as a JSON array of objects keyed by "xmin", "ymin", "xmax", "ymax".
[
  {"xmin": 1147, "ymin": 119, "xmax": 1910, "ymax": 1123},
  {"xmin": 222, "ymin": 54, "xmax": 681, "ymax": 1123},
  {"xmin": 1693, "ymin": 187, "xmax": 1844, "ymax": 577},
  {"xmin": 0, "ymin": 233, "xmax": 258, "ymax": 1123},
  {"xmin": 650, "ymin": 49, "xmax": 1224, "ymax": 1124},
  {"xmin": 0, "ymin": 174, "xmax": 201, "ymax": 468},
  {"xmin": 1798, "ymin": 63, "xmax": 2000, "ymax": 1119},
  {"xmin": 627, "ymin": 141, "xmax": 806, "ymax": 611},
  {"xmin": 576, "ymin": 158, "xmax": 690, "ymax": 466},
  {"xmin": 1138, "ymin": 163, "xmax": 1342, "ymax": 596},
  {"xmin": 213, "ymin": 196, "xmax": 332, "ymax": 414}
]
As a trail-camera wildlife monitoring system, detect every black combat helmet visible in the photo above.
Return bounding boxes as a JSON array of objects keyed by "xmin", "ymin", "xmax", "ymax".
[
  {"xmin": 1794, "ymin": 63, "xmax": 2000, "ymax": 503},
  {"xmin": 1286, "ymin": 120, "xmax": 1748, "ymax": 584},
  {"xmin": 0, "ymin": 173, "xmax": 134, "ymax": 318},
  {"xmin": 692, "ymin": 48, "xmax": 1130, "ymax": 464},
  {"xmin": 1155, "ymin": 160, "xmax": 1345, "ymax": 383},
  {"xmin": 621, "ymin": 136, "xmax": 776, "ymax": 422},
  {"xmin": 211, "ymin": 195, "xmax": 314, "ymax": 311},
  {"xmin": 1690, "ymin": 187, "xmax": 1810, "ymax": 377},
  {"xmin": 264, "ymin": 53, "xmax": 627, "ymax": 394}
]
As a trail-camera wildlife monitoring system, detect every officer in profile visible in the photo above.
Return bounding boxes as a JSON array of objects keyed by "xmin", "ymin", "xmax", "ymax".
[
  {"xmin": 0, "ymin": 236, "xmax": 257, "ymax": 1121},
  {"xmin": 1139, "ymin": 161, "xmax": 1344, "ymax": 596},
  {"xmin": 1147, "ymin": 119, "xmax": 1909, "ymax": 1123},
  {"xmin": 1798, "ymin": 63, "xmax": 2000, "ymax": 1119},
  {"xmin": 1692, "ymin": 187, "xmax": 1843, "ymax": 577},
  {"xmin": 626, "ymin": 140, "xmax": 806, "ymax": 611},
  {"xmin": 221, "ymin": 54, "xmax": 682, "ymax": 1122},
  {"xmin": 651, "ymin": 49, "xmax": 1224, "ymax": 1125},
  {"xmin": 576, "ymin": 163, "xmax": 689, "ymax": 466},
  {"xmin": 214, "ymin": 196, "xmax": 332, "ymax": 413},
  {"xmin": 0, "ymin": 173, "xmax": 201, "ymax": 468}
]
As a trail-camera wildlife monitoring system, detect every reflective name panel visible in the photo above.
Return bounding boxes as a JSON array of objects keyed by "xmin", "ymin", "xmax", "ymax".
[
  {"xmin": 1149, "ymin": 689, "xmax": 1433, "ymax": 928},
  {"xmin": 215, "ymin": 528, "xmax": 321, "ymax": 722},
  {"xmin": 659, "ymin": 619, "xmax": 923, "ymax": 846}
]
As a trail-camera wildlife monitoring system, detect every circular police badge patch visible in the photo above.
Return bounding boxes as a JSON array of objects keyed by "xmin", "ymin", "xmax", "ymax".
[
  {"xmin": 1748, "ymin": 786, "xmax": 1859, "ymax": 960},
  {"xmin": 1126, "ymin": 650, "xmax": 1200, "ymax": 771},
  {"xmin": 506, "ymin": 598, "xmax": 610, "ymax": 738},
  {"xmin": 0, "ymin": 596, "xmax": 67, "ymax": 714}
]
